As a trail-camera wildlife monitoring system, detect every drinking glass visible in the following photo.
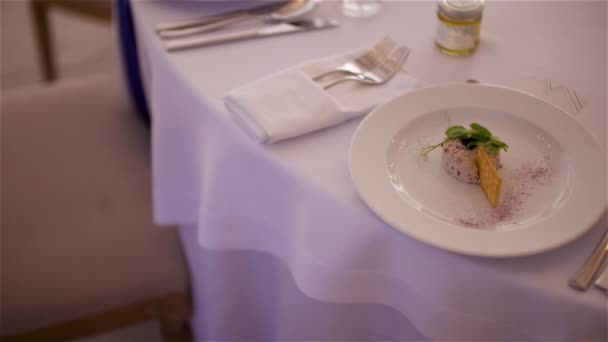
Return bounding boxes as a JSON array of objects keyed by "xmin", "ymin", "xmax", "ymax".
[{"xmin": 342, "ymin": 0, "xmax": 382, "ymax": 18}]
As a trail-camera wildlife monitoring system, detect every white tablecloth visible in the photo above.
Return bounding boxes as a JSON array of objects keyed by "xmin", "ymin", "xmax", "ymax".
[{"xmin": 131, "ymin": 1, "xmax": 607, "ymax": 340}]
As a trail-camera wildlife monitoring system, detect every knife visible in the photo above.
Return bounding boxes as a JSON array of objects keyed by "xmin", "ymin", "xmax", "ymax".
[
  {"xmin": 165, "ymin": 18, "xmax": 338, "ymax": 52},
  {"xmin": 156, "ymin": 2, "xmax": 287, "ymax": 33},
  {"xmin": 569, "ymin": 232, "xmax": 608, "ymax": 291},
  {"xmin": 594, "ymin": 266, "xmax": 608, "ymax": 294}
]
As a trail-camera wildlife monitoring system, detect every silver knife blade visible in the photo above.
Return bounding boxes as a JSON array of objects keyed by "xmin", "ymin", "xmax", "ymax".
[
  {"xmin": 160, "ymin": 0, "xmax": 320, "ymax": 40},
  {"xmin": 156, "ymin": 2, "xmax": 288, "ymax": 33},
  {"xmin": 569, "ymin": 232, "xmax": 608, "ymax": 291},
  {"xmin": 594, "ymin": 266, "xmax": 608, "ymax": 294},
  {"xmin": 165, "ymin": 18, "xmax": 338, "ymax": 52}
]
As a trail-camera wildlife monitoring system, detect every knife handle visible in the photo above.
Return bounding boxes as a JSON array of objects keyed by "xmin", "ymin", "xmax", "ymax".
[
  {"xmin": 165, "ymin": 28, "xmax": 260, "ymax": 52},
  {"xmin": 569, "ymin": 232, "xmax": 608, "ymax": 291}
]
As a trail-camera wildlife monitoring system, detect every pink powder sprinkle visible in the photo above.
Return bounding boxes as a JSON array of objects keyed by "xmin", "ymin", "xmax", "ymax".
[{"xmin": 456, "ymin": 153, "xmax": 554, "ymax": 229}]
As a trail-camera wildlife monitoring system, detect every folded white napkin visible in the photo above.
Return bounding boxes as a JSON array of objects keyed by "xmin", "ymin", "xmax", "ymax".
[{"xmin": 224, "ymin": 52, "xmax": 417, "ymax": 143}]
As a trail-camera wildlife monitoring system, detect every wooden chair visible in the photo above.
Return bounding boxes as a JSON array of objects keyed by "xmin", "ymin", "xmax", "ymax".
[
  {"xmin": 30, "ymin": 0, "xmax": 113, "ymax": 81},
  {"xmin": 0, "ymin": 75, "xmax": 192, "ymax": 341}
]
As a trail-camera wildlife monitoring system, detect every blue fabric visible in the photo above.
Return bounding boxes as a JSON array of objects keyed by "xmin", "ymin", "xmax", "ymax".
[{"xmin": 117, "ymin": 0, "xmax": 150, "ymax": 125}]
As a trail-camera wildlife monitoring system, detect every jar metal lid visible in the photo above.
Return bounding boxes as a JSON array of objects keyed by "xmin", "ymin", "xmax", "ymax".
[{"xmin": 438, "ymin": 0, "xmax": 484, "ymax": 21}]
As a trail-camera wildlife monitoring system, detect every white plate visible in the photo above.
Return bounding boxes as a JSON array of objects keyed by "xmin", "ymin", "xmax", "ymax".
[{"xmin": 349, "ymin": 83, "xmax": 606, "ymax": 257}]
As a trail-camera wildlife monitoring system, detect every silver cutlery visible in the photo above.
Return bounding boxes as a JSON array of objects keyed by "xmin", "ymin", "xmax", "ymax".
[
  {"xmin": 158, "ymin": 0, "xmax": 318, "ymax": 39},
  {"xmin": 156, "ymin": 2, "xmax": 286, "ymax": 33},
  {"xmin": 322, "ymin": 46, "xmax": 410, "ymax": 90},
  {"xmin": 312, "ymin": 35, "xmax": 397, "ymax": 81},
  {"xmin": 594, "ymin": 266, "xmax": 608, "ymax": 294},
  {"xmin": 569, "ymin": 231, "xmax": 608, "ymax": 291},
  {"xmin": 165, "ymin": 18, "xmax": 338, "ymax": 52},
  {"xmin": 545, "ymin": 80, "xmax": 583, "ymax": 114}
]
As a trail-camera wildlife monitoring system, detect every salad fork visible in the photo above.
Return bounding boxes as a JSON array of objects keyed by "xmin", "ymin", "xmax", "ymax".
[
  {"xmin": 312, "ymin": 36, "xmax": 397, "ymax": 81},
  {"xmin": 322, "ymin": 45, "xmax": 410, "ymax": 90}
]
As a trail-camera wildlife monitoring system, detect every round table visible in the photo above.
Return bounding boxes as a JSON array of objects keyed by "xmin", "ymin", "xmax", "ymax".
[{"xmin": 129, "ymin": 1, "xmax": 607, "ymax": 340}]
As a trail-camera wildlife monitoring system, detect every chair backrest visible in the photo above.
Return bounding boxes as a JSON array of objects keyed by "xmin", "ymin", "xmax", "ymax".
[
  {"xmin": 30, "ymin": 0, "xmax": 112, "ymax": 81},
  {"xmin": 29, "ymin": 0, "xmax": 150, "ymax": 124},
  {"xmin": 45, "ymin": 0, "xmax": 112, "ymax": 20}
]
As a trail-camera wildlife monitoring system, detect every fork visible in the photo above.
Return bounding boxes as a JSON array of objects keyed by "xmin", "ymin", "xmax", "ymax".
[
  {"xmin": 322, "ymin": 46, "xmax": 410, "ymax": 90},
  {"xmin": 311, "ymin": 36, "xmax": 397, "ymax": 81}
]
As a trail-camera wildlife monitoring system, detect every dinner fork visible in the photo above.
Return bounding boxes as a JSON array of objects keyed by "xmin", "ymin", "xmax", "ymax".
[
  {"xmin": 311, "ymin": 36, "xmax": 397, "ymax": 81},
  {"xmin": 322, "ymin": 46, "xmax": 410, "ymax": 90}
]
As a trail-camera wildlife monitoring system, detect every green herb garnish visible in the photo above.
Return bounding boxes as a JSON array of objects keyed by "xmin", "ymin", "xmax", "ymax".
[{"xmin": 418, "ymin": 122, "xmax": 509, "ymax": 160}]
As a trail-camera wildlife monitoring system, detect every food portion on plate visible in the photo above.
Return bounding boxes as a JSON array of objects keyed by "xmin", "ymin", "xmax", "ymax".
[
  {"xmin": 476, "ymin": 147, "xmax": 502, "ymax": 208},
  {"xmin": 418, "ymin": 122, "xmax": 508, "ymax": 208},
  {"xmin": 441, "ymin": 139, "xmax": 500, "ymax": 184}
]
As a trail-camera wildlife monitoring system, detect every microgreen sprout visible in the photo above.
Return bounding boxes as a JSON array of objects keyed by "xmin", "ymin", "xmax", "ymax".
[{"xmin": 418, "ymin": 122, "xmax": 509, "ymax": 160}]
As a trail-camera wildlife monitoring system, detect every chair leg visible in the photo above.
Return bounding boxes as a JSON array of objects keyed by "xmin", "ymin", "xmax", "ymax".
[
  {"xmin": 159, "ymin": 318, "xmax": 191, "ymax": 342},
  {"xmin": 157, "ymin": 293, "xmax": 193, "ymax": 342},
  {"xmin": 30, "ymin": 0, "xmax": 56, "ymax": 81},
  {"xmin": 1, "ymin": 293, "xmax": 192, "ymax": 342}
]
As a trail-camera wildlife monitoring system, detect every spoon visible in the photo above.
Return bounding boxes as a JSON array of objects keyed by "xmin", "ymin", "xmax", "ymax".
[{"xmin": 158, "ymin": 0, "xmax": 319, "ymax": 39}]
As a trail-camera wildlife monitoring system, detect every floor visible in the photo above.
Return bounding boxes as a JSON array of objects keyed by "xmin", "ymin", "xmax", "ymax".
[
  {"xmin": 74, "ymin": 321, "xmax": 163, "ymax": 342},
  {"xmin": 1, "ymin": 1, "xmax": 163, "ymax": 340}
]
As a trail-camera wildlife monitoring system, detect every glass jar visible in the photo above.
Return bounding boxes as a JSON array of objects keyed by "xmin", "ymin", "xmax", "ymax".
[{"xmin": 435, "ymin": 0, "xmax": 484, "ymax": 56}]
